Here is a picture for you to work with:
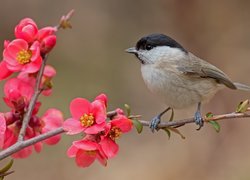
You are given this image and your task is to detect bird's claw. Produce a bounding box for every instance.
[149,115,161,133]
[194,111,204,130]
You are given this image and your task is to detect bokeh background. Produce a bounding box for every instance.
[0,0,250,179]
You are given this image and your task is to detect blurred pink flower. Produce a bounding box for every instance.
[41,108,64,145]
[38,27,57,54]
[3,78,34,110]
[15,18,38,43]
[3,39,42,73]
[100,116,132,158]
[63,97,107,135]
[67,139,107,168]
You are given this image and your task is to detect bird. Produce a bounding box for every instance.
[126,33,250,132]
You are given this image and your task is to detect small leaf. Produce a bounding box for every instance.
[131,119,143,133]
[162,128,171,139]
[236,99,249,113]
[206,112,214,118]
[124,104,131,117]
[0,159,14,174]
[168,127,185,139]
[169,108,174,121]
[209,121,220,133]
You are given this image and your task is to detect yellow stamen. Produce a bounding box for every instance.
[109,127,122,140]
[80,113,95,127]
[16,50,32,64]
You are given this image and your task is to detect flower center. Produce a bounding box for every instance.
[109,127,122,140]
[80,113,95,127]
[16,50,32,64]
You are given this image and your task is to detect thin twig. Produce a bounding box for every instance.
[18,55,48,142]
[0,110,250,160]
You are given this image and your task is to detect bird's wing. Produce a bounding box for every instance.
[176,53,237,89]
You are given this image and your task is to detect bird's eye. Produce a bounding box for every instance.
[145,44,153,50]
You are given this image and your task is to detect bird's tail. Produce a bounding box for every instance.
[234,82,250,91]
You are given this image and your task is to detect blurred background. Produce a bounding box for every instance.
[0,0,250,179]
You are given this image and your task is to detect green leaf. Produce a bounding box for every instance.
[168,127,185,139]
[206,112,214,118]
[131,119,143,133]
[209,121,220,133]
[124,104,131,117]
[162,128,171,139]
[169,108,174,121]
[236,99,249,113]
[0,159,13,174]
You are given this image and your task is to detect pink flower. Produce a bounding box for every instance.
[63,97,107,135]
[3,39,42,73]
[100,116,132,158]
[41,108,64,145]
[3,78,34,110]
[15,18,38,43]
[37,27,57,41]
[38,27,57,54]
[40,35,56,54]
[67,139,107,168]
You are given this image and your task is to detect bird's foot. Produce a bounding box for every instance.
[149,115,161,133]
[194,111,204,130]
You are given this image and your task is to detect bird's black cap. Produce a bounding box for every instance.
[135,33,187,53]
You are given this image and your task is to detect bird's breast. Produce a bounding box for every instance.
[141,64,220,109]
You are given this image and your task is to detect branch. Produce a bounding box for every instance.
[18,55,47,142]
[0,128,64,160]
[140,111,250,128]
[1,110,250,160]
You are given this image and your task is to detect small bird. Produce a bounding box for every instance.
[126,33,250,132]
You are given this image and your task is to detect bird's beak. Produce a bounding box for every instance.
[125,47,138,54]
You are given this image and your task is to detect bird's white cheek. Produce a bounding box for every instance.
[138,46,186,64]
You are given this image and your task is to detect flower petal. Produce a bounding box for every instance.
[84,122,106,134]
[67,144,78,158]
[73,139,98,151]
[96,151,107,167]
[100,137,119,158]
[62,118,83,135]
[92,100,106,124]
[94,93,108,107]
[75,149,96,168]
[0,61,13,80]
[34,142,43,153]
[70,98,91,119]
[22,56,42,73]
[111,116,133,133]
[42,108,64,145]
